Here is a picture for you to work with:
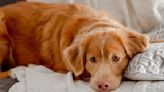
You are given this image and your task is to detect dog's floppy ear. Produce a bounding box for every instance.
[122,29,149,58]
[63,44,85,77]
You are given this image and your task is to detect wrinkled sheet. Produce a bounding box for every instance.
[8,65,164,92]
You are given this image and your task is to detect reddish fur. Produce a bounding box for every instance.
[0,2,99,72]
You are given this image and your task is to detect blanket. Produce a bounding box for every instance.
[9,65,164,92]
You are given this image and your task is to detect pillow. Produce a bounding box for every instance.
[148,23,164,41]
[124,43,164,80]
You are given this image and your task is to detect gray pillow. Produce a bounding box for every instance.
[148,23,164,41]
[0,78,16,92]
[124,43,164,80]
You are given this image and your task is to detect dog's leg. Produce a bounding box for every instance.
[0,10,10,66]
[0,69,11,79]
[0,10,13,80]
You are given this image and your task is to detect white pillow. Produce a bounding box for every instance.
[124,43,164,80]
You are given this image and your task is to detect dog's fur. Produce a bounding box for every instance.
[0,2,149,92]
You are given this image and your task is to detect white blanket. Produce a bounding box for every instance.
[9,65,164,92]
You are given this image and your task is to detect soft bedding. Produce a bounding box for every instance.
[148,23,164,41]
[7,65,164,92]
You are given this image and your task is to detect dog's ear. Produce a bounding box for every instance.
[63,44,85,77]
[122,29,149,58]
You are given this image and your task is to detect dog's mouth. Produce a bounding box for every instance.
[73,70,91,81]
[98,88,110,92]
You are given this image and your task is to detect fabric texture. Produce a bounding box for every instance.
[124,43,164,80]
[8,65,164,92]
[148,23,164,41]
[0,78,17,92]
[9,65,94,92]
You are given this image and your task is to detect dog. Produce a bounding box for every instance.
[0,2,149,92]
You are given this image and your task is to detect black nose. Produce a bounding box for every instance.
[97,81,110,91]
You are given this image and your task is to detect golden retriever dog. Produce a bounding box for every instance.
[0,2,148,92]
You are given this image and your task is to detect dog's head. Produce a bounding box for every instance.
[63,26,148,92]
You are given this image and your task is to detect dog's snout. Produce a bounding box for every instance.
[97,81,110,92]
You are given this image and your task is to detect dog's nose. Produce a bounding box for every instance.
[97,81,110,91]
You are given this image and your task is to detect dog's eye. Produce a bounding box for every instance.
[112,55,120,62]
[90,56,96,63]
